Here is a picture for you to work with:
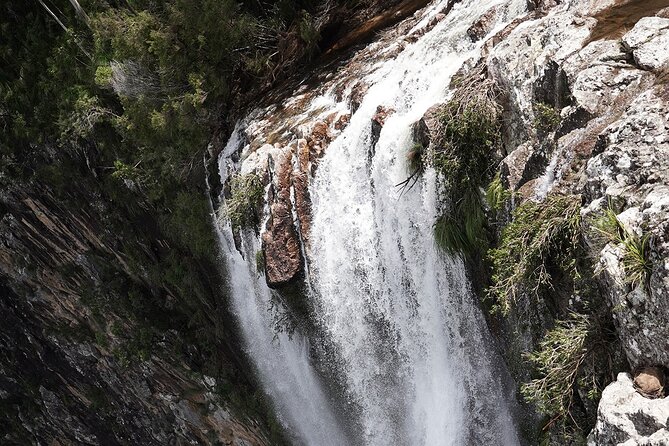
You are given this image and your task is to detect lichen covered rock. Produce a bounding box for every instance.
[588,373,669,446]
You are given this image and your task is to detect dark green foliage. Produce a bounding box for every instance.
[435,188,486,255]
[226,173,265,230]
[488,194,582,315]
[521,313,592,420]
[486,172,512,213]
[432,70,502,255]
[534,102,562,137]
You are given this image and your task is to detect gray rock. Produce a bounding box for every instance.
[588,373,669,446]
[622,17,669,71]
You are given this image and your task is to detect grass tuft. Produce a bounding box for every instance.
[486,172,512,212]
[534,102,562,137]
[589,205,653,288]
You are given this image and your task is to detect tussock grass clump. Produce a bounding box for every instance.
[432,67,503,256]
[486,172,512,213]
[487,194,582,315]
[590,206,653,288]
[435,188,486,255]
[225,173,264,230]
[622,233,652,287]
[521,312,592,422]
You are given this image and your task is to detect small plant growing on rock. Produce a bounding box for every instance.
[621,232,652,288]
[487,194,582,315]
[225,173,265,230]
[485,172,512,213]
[533,102,561,137]
[589,206,653,288]
[431,67,503,256]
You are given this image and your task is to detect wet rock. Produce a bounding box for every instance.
[468,6,501,41]
[588,373,669,445]
[370,105,396,151]
[634,367,666,399]
[412,103,444,148]
[262,149,303,288]
[350,82,369,113]
[262,200,303,288]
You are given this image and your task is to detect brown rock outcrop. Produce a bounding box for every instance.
[634,367,666,399]
[412,103,444,148]
[371,105,396,148]
[468,6,501,41]
[262,149,304,288]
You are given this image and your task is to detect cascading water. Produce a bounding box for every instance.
[217,0,528,444]
[214,129,350,446]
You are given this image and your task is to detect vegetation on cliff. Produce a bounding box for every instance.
[0,0,366,441]
[431,68,503,256]
[487,194,582,316]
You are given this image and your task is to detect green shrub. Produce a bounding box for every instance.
[431,69,502,256]
[534,102,561,136]
[486,172,512,212]
[299,12,320,57]
[226,173,265,230]
[435,188,486,254]
[488,194,582,315]
[521,313,592,419]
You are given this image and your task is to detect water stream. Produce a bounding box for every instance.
[217,0,527,444]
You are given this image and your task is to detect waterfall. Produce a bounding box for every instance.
[216,0,527,444]
[214,127,349,445]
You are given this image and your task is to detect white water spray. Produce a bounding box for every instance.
[217,0,527,444]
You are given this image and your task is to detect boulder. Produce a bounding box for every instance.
[370,105,395,151]
[588,373,669,446]
[622,17,669,71]
[412,103,444,148]
[262,149,303,288]
[634,367,666,399]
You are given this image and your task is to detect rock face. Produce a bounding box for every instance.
[588,373,669,446]
[0,180,269,445]
[475,0,669,442]
[581,17,669,370]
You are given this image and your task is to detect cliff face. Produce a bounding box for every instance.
[482,1,669,441]
[218,0,669,443]
[0,148,271,445]
[4,0,669,443]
